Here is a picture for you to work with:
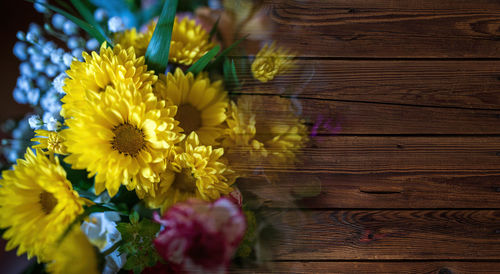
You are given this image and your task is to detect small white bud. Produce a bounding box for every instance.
[108,17,125,33]
[28,114,43,129]
[44,115,61,131]
[53,73,67,94]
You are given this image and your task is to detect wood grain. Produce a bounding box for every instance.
[231,136,500,173]
[236,60,500,109]
[238,95,500,135]
[237,173,500,209]
[265,210,500,260]
[229,0,500,271]
[255,0,500,58]
[234,261,500,273]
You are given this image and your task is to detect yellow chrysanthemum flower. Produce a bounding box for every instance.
[222,96,308,172]
[146,132,235,211]
[61,42,157,118]
[251,42,296,83]
[45,227,99,274]
[170,16,216,65]
[154,68,228,145]
[114,22,155,57]
[115,17,216,65]
[0,149,86,261]
[62,82,183,198]
[31,130,67,155]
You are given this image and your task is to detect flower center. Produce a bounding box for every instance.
[39,191,57,215]
[97,82,114,93]
[111,123,146,157]
[176,104,202,134]
[48,132,65,153]
[172,169,197,193]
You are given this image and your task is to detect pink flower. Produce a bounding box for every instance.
[153,198,246,274]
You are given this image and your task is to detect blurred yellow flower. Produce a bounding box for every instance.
[0,149,85,261]
[222,96,308,173]
[251,42,296,83]
[114,22,155,57]
[170,16,216,65]
[62,82,183,198]
[154,68,228,145]
[146,132,235,212]
[45,227,99,274]
[31,129,67,155]
[61,42,157,118]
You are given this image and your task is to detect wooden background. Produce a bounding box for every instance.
[239,0,500,273]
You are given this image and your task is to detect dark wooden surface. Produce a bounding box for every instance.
[265,0,500,58]
[244,0,500,273]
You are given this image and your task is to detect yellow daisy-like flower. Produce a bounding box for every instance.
[61,42,157,118]
[154,68,228,145]
[31,129,68,155]
[115,17,215,65]
[114,22,155,57]
[62,82,183,198]
[45,227,99,274]
[251,42,296,83]
[0,148,86,261]
[222,96,308,172]
[146,132,235,212]
[170,16,216,65]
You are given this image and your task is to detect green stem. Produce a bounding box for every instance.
[102,240,123,257]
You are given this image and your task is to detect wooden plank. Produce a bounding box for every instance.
[237,173,500,208]
[250,0,500,58]
[231,136,500,173]
[265,210,500,260]
[235,136,500,208]
[236,60,500,110]
[237,95,500,135]
[233,261,500,273]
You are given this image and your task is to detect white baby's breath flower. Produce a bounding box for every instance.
[53,73,67,94]
[28,114,43,129]
[43,115,60,131]
[108,17,125,33]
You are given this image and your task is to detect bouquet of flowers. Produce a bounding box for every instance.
[1,0,313,273]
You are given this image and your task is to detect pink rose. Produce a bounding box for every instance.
[153,198,246,273]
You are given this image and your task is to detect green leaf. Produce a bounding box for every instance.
[223,58,241,91]
[73,187,97,200]
[28,0,112,45]
[54,0,77,14]
[117,217,161,273]
[211,35,248,67]
[208,16,220,41]
[70,0,108,42]
[186,44,220,74]
[145,0,178,73]
[129,211,139,224]
[235,210,257,258]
